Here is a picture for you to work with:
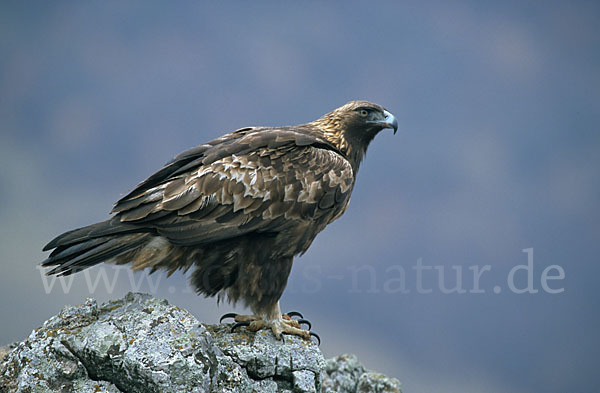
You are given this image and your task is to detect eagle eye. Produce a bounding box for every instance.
[358,109,369,118]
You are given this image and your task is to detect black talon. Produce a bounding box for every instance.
[286,311,304,319]
[298,319,312,330]
[220,312,238,323]
[309,331,321,345]
[231,321,250,333]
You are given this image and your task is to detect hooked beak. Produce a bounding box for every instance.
[370,110,399,134]
[383,110,399,134]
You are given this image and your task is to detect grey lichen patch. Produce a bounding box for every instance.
[321,354,401,393]
[251,379,279,393]
[211,323,324,385]
[357,372,402,393]
[293,369,318,392]
[0,293,401,393]
[43,298,99,331]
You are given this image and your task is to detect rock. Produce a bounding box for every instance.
[0,344,16,363]
[0,293,401,393]
[322,354,401,393]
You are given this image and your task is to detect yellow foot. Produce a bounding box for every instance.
[220,312,304,328]
[246,318,310,340]
[219,311,320,344]
[233,314,258,323]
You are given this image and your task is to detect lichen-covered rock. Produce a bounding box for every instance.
[207,322,323,392]
[0,293,400,393]
[321,354,401,393]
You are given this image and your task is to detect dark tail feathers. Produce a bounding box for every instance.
[42,217,152,276]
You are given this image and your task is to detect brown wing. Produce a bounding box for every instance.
[111,128,354,248]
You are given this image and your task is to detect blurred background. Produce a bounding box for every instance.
[1,1,598,392]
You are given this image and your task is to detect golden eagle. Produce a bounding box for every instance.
[42,100,398,340]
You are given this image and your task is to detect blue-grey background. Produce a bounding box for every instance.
[1,1,598,392]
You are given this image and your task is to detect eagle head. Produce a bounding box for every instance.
[312,100,398,167]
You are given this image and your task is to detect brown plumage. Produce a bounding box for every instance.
[42,100,398,323]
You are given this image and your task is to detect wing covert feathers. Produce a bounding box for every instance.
[109,129,354,247]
